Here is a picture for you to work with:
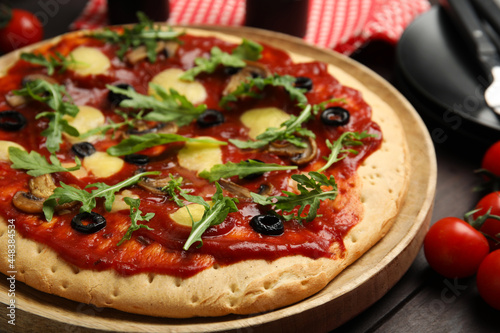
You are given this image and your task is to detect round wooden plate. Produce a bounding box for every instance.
[0,26,436,332]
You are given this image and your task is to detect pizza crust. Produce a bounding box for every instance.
[0,28,409,318]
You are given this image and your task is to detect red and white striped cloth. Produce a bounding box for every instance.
[71,0,431,55]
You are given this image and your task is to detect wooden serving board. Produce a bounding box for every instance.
[0,26,436,332]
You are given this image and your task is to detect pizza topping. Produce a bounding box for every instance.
[67,46,110,76]
[20,52,79,76]
[12,191,45,214]
[182,183,239,250]
[321,106,350,126]
[63,106,106,144]
[126,120,177,136]
[138,175,174,195]
[218,179,252,199]
[8,147,81,176]
[82,152,124,178]
[0,141,25,161]
[13,79,79,153]
[71,142,96,157]
[199,159,297,182]
[294,76,313,92]
[0,110,27,131]
[42,171,160,221]
[230,104,314,149]
[117,197,154,246]
[268,135,318,166]
[223,60,271,95]
[317,131,376,172]
[251,171,338,223]
[91,12,183,63]
[124,154,150,165]
[250,214,284,236]
[150,68,208,105]
[197,109,225,128]
[107,133,225,156]
[108,83,134,106]
[71,212,107,234]
[181,39,263,81]
[107,83,206,127]
[177,137,224,174]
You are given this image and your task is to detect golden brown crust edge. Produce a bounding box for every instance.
[0,28,410,318]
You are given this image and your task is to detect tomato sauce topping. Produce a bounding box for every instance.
[0,33,382,278]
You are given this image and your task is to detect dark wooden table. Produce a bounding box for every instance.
[4,1,499,332]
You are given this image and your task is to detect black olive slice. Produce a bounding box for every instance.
[71,142,96,157]
[108,83,134,106]
[224,66,241,76]
[294,76,313,92]
[0,110,27,131]
[124,154,150,165]
[197,109,225,128]
[321,107,350,126]
[71,212,106,234]
[250,214,284,236]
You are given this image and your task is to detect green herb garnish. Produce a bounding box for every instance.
[162,174,191,207]
[20,52,82,75]
[199,160,297,182]
[78,110,142,140]
[43,171,160,221]
[220,74,308,107]
[13,79,79,153]
[106,83,206,126]
[317,131,376,172]
[91,12,183,62]
[181,183,238,250]
[181,39,263,81]
[117,197,155,246]
[106,133,226,156]
[229,104,314,149]
[251,171,337,223]
[8,147,81,177]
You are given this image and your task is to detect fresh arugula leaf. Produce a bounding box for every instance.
[181,183,238,250]
[229,104,314,149]
[20,52,82,75]
[181,39,263,81]
[91,12,183,62]
[199,160,297,182]
[13,79,79,153]
[8,147,81,177]
[117,197,155,246]
[307,98,346,115]
[43,171,160,221]
[106,83,206,126]
[106,133,226,156]
[251,171,337,223]
[220,74,308,106]
[317,131,376,172]
[161,174,191,207]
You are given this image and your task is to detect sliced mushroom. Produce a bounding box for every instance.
[12,191,45,214]
[219,179,252,199]
[13,175,79,214]
[125,41,179,65]
[267,136,317,166]
[126,120,178,136]
[138,176,173,195]
[256,182,274,196]
[6,74,58,107]
[29,174,57,199]
[223,61,271,95]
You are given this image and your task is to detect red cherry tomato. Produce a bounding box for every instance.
[476,250,500,310]
[482,141,500,177]
[424,217,490,278]
[473,191,500,251]
[0,7,43,53]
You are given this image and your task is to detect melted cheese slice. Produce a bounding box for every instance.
[68,46,111,76]
[177,137,222,174]
[61,162,88,179]
[240,107,290,139]
[0,141,25,161]
[82,152,124,178]
[149,68,207,104]
[111,190,139,213]
[169,202,210,227]
[63,106,106,143]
